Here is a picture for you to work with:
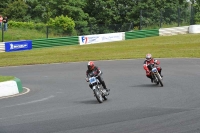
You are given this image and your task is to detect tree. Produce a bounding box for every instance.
[47,0,89,35]
[4,0,28,21]
[48,15,75,35]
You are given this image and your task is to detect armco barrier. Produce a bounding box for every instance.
[125,29,159,40]
[32,36,79,48]
[0,77,23,97]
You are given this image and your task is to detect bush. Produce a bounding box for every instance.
[48,15,75,35]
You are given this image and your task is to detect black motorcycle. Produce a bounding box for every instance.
[87,72,109,103]
[147,64,163,87]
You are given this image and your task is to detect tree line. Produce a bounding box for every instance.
[0,0,199,35]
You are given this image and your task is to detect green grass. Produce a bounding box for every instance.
[0,76,15,82]
[0,28,59,42]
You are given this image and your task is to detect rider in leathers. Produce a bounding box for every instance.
[86,61,110,92]
[143,53,163,82]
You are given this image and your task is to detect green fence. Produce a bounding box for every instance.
[32,36,79,48]
[125,29,159,40]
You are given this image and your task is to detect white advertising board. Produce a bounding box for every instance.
[79,33,123,45]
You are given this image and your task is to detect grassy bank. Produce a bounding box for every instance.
[0,28,59,42]
[0,33,199,67]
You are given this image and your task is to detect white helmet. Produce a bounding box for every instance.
[146,53,152,61]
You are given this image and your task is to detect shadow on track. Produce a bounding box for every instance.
[77,100,100,104]
[130,84,161,88]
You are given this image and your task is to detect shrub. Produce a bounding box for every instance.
[48,15,75,35]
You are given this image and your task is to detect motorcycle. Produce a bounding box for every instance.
[87,72,109,103]
[147,64,163,87]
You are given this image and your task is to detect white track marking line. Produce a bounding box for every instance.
[0,106,70,120]
[1,95,54,108]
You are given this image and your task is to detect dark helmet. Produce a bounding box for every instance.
[146,53,152,61]
[87,61,95,70]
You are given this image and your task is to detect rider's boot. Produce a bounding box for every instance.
[159,69,163,77]
[89,84,92,89]
[147,75,153,83]
[102,81,110,92]
[150,77,153,83]
[151,78,153,83]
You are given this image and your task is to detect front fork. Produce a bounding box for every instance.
[93,85,107,96]
[151,72,162,82]
[151,72,158,82]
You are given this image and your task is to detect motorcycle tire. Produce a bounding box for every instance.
[94,89,103,103]
[156,74,163,87]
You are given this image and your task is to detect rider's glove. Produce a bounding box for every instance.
[85,78,89,82]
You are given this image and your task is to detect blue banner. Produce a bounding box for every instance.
[5,40,32,52]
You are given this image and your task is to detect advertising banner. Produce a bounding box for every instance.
[79,33,123,45]
[5,40,32,52]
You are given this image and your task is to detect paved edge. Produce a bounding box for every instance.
[0,77,23,97]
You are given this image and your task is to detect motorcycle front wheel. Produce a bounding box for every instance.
[94,89,103,103]
[156,74,163,87]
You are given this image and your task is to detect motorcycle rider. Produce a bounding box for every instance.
[143,53,163,83]
[86,61,110,92]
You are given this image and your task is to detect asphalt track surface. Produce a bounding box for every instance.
[0,58,200,133]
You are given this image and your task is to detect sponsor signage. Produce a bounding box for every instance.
[5,40,32,52]
[79,33,123,45]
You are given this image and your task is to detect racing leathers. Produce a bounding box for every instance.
[86,66,109,92]
[143,58,163,82]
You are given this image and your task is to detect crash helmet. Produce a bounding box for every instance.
[146,53,152,61]
[87,61,95,70]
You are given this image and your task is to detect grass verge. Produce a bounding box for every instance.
[0,76,15,82]
[0,33,199,67]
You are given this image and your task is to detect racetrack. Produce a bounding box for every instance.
[0,58,200,133]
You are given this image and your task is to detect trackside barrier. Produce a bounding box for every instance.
[125,29,159,40]
[0,42,5,52]
[159,26,189,36]
[79,32,124,45]
[189,25,200,33]
[32,36,79,48]
[5,40,32,52]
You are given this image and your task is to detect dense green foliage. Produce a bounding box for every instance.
[0,0,199,35]
[48,15,75,35]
